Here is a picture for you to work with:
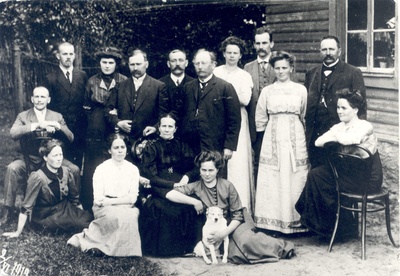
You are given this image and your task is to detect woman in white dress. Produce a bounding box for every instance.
[213,36,255,214]
[255,51,309,234]
[68,133,146,256]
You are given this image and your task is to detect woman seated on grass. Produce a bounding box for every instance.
[165,150,295,264]
[295,88,383,238]
[2,139,93,238]
[67,133,146,257]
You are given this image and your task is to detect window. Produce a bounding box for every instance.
[346,0,395,73]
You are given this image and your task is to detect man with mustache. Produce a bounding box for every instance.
[305,35,366,168]
[106,49,166,162]
[43,42,88,174]
[159,49,194,124]
[244,26,276,181]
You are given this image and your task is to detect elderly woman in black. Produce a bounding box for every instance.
[3,139,92,238]
[139,113,200,256]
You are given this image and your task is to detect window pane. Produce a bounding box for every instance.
[374,0,396,30]
[348,0,367,30]
[347,33,367,67]
[374,31,395,68]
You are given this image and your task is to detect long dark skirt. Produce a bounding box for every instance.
[228,210,294,264]
[33,200,93,233]
[139,196,199,256]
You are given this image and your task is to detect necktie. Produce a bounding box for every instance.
[66,71,71,83]
[261,61,267,74]
[200,82,207,93]
[176,79,180,86]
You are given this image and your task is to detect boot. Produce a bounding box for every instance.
[0,206,11,227]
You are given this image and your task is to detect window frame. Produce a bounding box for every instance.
[344,0,396,75]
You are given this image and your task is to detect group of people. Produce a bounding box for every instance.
[0,25,382,264]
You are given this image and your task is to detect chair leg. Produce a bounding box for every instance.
[384,195,399,248]
[361,197,367,260]
[328,205,341,252]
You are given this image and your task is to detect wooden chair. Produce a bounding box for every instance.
[327,144,398,260]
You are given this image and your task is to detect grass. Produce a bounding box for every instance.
[0,219,165,276]
[0,125,165,275]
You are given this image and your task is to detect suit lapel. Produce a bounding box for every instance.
[56,67,72,92]
[327,60,344,90]
[134,75,150,113]
[316,65,323,93]
[28,108,39,123]
[200,76,214,99]
[123,78,136,110]
[251,61,260,93]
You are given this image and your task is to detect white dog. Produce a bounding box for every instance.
[194,206,229,264]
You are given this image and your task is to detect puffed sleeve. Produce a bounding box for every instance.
[226,181,244,222]
[236,71,253,107]
[20,172,43,217]
[66,168,80,206]
[255,86,270,131]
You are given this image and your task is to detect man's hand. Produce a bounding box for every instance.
[117,120,132,133]
[223,148,233,160]
[143,126,156,137]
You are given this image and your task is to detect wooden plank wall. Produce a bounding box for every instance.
[265,1,329,83]
[265,1,398,143]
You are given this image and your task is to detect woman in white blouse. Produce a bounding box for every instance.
[296,88,382,238]
[68,133,148,257]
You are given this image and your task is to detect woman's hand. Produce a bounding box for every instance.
[2,231,21,238]
[93,198,105,207]
[193,199,204,215]
[207,230,225,245]
[139,177,151,188]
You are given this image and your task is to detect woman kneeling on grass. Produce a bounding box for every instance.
[2,139,93,238]
[165,151,295,264]
[68,133,146,257]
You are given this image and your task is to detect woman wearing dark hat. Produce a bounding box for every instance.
[81,47,127,211]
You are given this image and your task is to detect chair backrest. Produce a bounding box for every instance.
[327,143,374,195]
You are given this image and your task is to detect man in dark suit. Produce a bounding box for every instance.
[305,35,366,168]
[43,42,88,169]
[106,49,166,157]
[159,49,194,122]
[180,49,241,173]
[0,87,79,226]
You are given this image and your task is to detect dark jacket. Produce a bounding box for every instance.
[180,75,241,152]
[304,60,366,148]
[158,74,195,121]
[106,75,166,141]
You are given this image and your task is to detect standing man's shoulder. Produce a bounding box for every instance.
[244,59,257,71]
[158,74,170,83]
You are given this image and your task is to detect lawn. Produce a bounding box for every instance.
[0,126,165,275]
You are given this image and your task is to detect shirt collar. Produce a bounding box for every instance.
[132,73,146,82]
[257,54,271,64]
[59,66,73,76]
[33,107,47,116]
[170,73,184,84]
[323,59,339,68]
[199,74,213,84]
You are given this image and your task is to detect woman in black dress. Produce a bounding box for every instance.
[139,113,200,256]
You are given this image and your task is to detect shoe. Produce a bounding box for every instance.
[86,248,104,257]
[0,207,11,227]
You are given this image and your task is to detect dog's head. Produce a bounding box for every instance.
[206,206,224,223]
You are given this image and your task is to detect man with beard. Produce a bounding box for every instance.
[244,26,276,180]
[305,35,366,168]
[43,42,88,171]
[159,49,194,124]
[106,49,166,162]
